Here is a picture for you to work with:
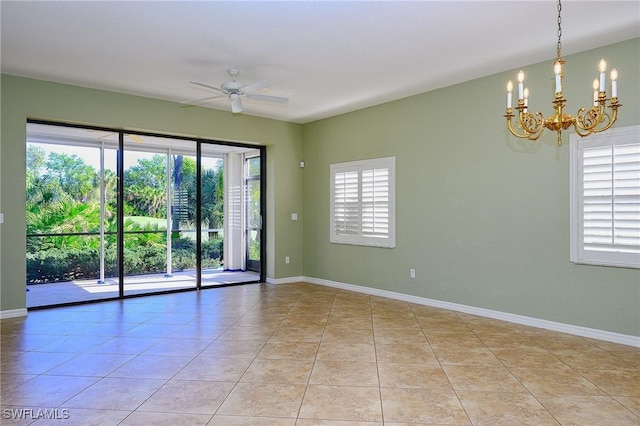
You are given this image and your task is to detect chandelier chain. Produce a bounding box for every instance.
[557,0,562,59]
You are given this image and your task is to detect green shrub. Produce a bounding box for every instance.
[123,245,166,276]
[26,248,101,283]
[203,238,223,261]
[26,235,224,283]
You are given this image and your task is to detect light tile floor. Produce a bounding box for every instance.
[1,282,639,425]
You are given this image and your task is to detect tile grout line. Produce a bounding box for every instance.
[295,292,335,423]
[371,294,386,425]
[419,308,474,426]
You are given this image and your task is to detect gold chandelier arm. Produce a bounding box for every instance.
[574,102,619,137]
[506,110,545,141]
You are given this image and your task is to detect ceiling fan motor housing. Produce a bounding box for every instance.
[221,81,245,93]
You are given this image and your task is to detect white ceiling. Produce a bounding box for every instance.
[2,1,638,124]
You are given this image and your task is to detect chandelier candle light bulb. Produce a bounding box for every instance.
[504,0,621,147]
[599,59,607,92]
[517,71,524,100]
[554,61,562,93]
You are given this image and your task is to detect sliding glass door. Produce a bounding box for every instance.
[26,122,264,308]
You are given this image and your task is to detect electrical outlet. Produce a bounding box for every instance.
[410,268,416,278]
[285,256,290,264]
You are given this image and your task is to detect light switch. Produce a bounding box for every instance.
[0,213,4,224]
[291,213,298,221]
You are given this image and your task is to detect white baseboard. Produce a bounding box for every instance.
[0,308,28,320]
[266,276,305,285]
[302,276,640,348]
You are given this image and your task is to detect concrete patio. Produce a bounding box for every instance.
[26,269,260,308]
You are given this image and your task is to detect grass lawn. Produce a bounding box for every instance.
[125,216,167,228]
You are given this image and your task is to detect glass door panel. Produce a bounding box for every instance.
[123,134,197,295]
[200,154,225,286]
[25,123,121,307]
[169,152,198,284]
[246,157,261,273]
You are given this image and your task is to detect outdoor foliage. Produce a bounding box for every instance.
[26,145,224,284]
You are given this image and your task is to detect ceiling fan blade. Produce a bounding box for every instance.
[89,131,115,140]
[128,134,144,144]
[180,95,224,105]
[230,96,244,113]
[190,81,226,93]
[242,80,272,94]
[246,93,289,104]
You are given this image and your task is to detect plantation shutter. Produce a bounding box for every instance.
[570,125,640,268]
[361,167,389,238]
[330,157,395,248]
[333,170,359,236]
[582,143,640,252]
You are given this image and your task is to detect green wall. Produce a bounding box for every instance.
[302,39,640,336]
[0,75,304,312]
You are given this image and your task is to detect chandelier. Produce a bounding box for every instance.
[504,0,621,147]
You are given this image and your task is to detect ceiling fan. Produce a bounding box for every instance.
[182,68,288,113]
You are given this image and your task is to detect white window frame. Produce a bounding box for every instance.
[570,124,640,269]
[330,156,396,248]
